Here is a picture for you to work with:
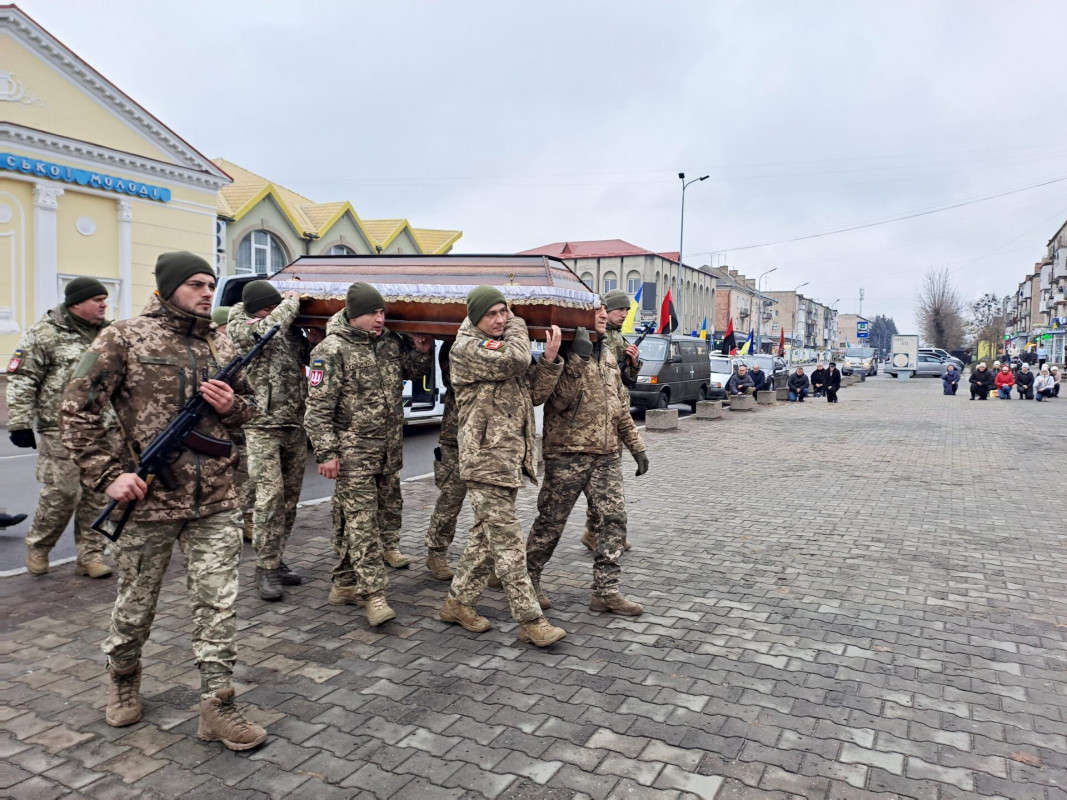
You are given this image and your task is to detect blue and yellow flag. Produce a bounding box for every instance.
[699,317,708,340]
[738,329,754,355]
[621,285,642,333]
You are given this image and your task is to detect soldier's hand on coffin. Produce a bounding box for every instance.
[412,334,433,353]
[106,473,148,503]
[319,458,340,479]
[506,306,515,320]
[544,325,562,363]
[633,450,649,477]
[199,379,235,414]
[282,290,302,300]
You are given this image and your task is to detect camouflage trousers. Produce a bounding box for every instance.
[233,435,255,510]
[450,482,542,622]
[103,509,242,692]
[425,443,467,557]
[246,426,306,569]
[330,471,400,597]
[527,452,628,596]
[26,430,108,562]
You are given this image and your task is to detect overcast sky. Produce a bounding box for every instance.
[18,0,1067,330]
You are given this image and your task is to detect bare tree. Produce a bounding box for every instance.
[968,293,1006,362]
[916,268,965,350]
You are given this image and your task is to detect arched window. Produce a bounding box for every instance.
[236,230,288,276]
[327,244,355,255]
[580,272,595,291]
[603,271,618,294]
[626,270,642,295]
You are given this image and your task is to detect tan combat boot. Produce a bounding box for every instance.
[382,549,412,568]
[439,597,490,632]
[487,573,502,589]
[518,617,567,647]
[76,561,112,579]
[426,556,454,581]
[197,688,267,751]
[26,546,49,575]
[530,577,552,610]
[328,584,360,605]
[105,662,142,727]
[581,528,597,551]
[365,593,397,627]
[590,592,644,616]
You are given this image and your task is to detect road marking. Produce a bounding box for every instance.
[0,453,36,460]
[0,555,75,579]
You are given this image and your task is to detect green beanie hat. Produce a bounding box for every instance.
[242,279,282,314]
[154,251,214,300]
[64,276,108,307]
[211,306,232,326]
[345,282,385,319]
[603,289,630,312]
[467,285,507,325]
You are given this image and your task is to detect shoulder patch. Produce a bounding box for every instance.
[308,357,325,387]
[7,348,22,373]
[480,339,505,351]
[72,351,99,379]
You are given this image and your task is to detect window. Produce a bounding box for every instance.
[603,271,618,294]
[58,275,120,319]
[580,272,595,290]
[626,271,642,295]
[327,244,354,255]
[236,230,288,276]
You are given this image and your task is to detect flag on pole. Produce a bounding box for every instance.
[699,317,708,340]
[778,328,785,357]
[739,329,755,355]
[721,318,737,355]
[621,285,642,333]
[658,289,678,334]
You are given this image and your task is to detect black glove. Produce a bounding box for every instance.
[571,326,592,359]
[9,429,36,449]
[633,450,649,476]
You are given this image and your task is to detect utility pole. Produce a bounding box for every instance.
[859,288,864,317]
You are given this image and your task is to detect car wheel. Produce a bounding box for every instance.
[656,391,670,410]
[689,386,706,412]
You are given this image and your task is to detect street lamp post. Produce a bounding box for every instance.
[790,281,809,363]
[830,299,841,355]
[756,267,777,353]
[678,172,708,333]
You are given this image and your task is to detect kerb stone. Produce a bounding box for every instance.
[694,401,723,420]
[645,409,679,431]
[729,394,756,411]
[756,391,776,406]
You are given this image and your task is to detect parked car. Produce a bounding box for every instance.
[919,347,963,369]
[707,355,739,401]
[842,346,878,377]
[626,334,711,410]
[886,353,946,377]
[739,353,785,389]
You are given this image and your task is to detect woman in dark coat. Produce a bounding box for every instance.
[969,362,995,400]
[1014,363,1034,399]
[941,364,961,395]
[824,362,842,403]
[810,364,827,397]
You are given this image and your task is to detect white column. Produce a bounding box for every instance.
[117,199,132,319]
[32,183,63,317]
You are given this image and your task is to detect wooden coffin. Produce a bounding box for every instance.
[266,254,599,339]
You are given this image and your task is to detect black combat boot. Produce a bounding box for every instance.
[255,566,283,601]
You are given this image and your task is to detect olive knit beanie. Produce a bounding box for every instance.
[603,289,630,312]
[242,279,282,314]
[211,306,232,326]
[467,285,507,324]
[346,282,386,319]
[64,276,108,307]
[154,251,214,300]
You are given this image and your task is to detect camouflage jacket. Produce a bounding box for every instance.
[438,341,458,449]
[451,316,563,488]
[60,295,254,522]
[543,343,644,457]
[227,297,309,428]
[303,309,432,473]
[602,323,641,386]
[6,304,109,432]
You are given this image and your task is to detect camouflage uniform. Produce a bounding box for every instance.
[6,304,111,565]
[227,298,309,569]
[304,310,431,596]
[448,316,563,621]
[426,343,467,558]
[60,295,253,689]
[527,341,645,596]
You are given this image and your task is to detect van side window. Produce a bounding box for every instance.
[670,342,682,359]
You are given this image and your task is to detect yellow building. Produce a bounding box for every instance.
[0,5,229,360]
[214,160,462,276]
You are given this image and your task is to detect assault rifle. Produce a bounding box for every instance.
[620,321,654,388]
[91,325,280,542]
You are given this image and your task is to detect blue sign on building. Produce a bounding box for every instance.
[1,153,172,202]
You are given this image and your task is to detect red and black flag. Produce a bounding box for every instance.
[658,288,678,334]
[778,327,786,357]
[721,318,737,355]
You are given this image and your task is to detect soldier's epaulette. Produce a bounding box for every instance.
[479,339,505,351]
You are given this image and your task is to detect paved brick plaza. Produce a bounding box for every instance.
[2,378,1066,799]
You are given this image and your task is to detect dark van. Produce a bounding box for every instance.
[624,334,712,410]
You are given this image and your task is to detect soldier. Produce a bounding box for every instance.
[61,251,267,750]
[526,303,649,616]
[580,289,639,553]
[227,281,310,601]
[7,277,114,578]
[213,306,254,542]
[437,286,568,647]
[304,282,432,626]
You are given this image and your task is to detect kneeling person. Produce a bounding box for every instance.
[526,304,648,616]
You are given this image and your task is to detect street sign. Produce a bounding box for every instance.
[857,331,870,338]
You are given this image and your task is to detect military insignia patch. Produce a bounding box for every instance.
[308,358,325,387]
[7,349,22,373]
[480,339,505,350]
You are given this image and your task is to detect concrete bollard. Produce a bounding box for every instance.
[729,394,756,411]
[756,390,776,406]
[645,408,679,431]
[775,386,790,402]
[695,400,723,420]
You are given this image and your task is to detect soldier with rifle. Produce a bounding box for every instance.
[61,252,268,751]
